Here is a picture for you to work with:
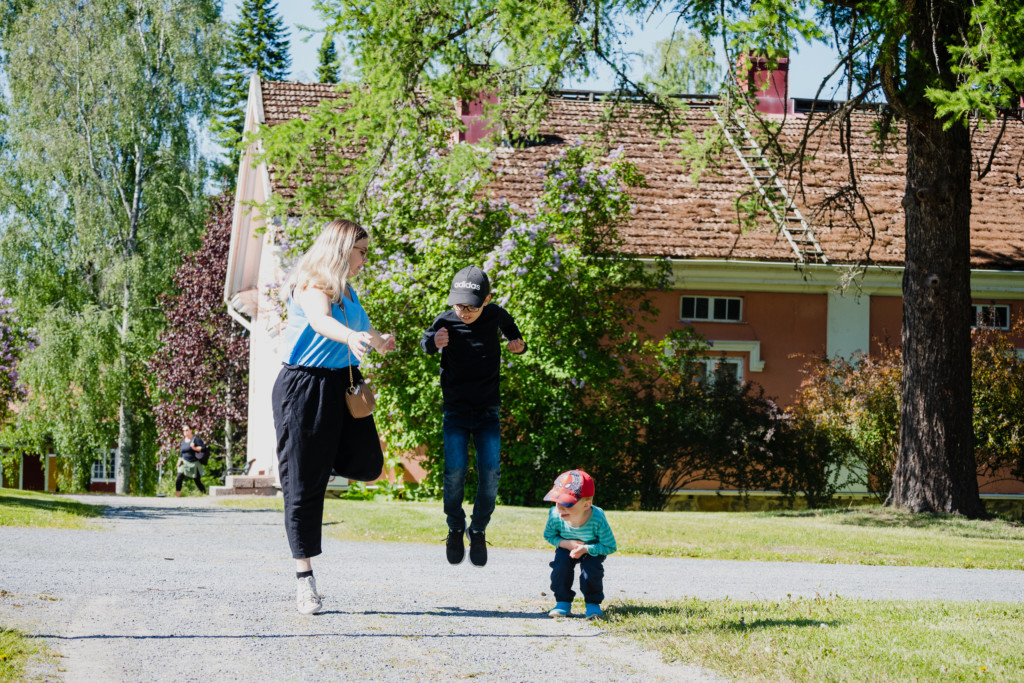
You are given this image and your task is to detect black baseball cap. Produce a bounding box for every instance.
[447,266,490,307]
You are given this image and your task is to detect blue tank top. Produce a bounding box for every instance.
[282,287,371,368]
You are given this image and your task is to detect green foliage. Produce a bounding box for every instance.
[796,324,1024,499]
[972,320,1024,482]
[794,349,902,500]
[316,32,340,84]
[0,293,36,429]
[926,3,1024,126]
[149,195,249,479]
[640,33,722,96]
[346,137,676,508]
[212,0,290,183]
[0,0,221,493]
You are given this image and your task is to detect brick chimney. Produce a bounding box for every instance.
[737,54,791,115]
[454,91,498,144]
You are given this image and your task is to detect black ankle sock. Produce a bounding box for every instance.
[296,570,313,579]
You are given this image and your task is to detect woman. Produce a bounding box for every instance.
[175,426,206,497]
[272,219,395,615]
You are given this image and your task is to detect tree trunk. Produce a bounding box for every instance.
[115,397,133,495]
[887,86,984,517]
[115,283,133,495]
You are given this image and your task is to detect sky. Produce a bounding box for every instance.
[226,2,847,101]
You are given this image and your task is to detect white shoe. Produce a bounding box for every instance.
[296,575,323,615]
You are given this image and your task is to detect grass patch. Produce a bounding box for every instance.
[603,596,1024,682]
[220,499,1024,569]
[0,490,104,528]
[0,626,39,682]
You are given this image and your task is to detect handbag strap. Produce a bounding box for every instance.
[341,290,355,387]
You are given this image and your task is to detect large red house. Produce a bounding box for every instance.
[224,69,1024,503]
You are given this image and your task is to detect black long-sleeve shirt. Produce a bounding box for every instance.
[420,304,526,412]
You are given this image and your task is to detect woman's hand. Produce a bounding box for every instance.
[347,330,374,361]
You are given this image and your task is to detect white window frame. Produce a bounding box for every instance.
[971,303,1010,330]
[680,295,743,323]
[91,449,117,483]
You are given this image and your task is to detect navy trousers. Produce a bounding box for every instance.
[549,547,606,605]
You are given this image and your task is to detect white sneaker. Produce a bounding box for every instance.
[296,575,323,615]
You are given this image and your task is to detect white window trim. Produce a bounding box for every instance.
[707,340,765,372]
[91,449,118,483]
[680,295,743,323]
[971,303,1010,330]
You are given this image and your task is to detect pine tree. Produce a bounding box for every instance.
[211,0,290,186]
[316,32,339,84]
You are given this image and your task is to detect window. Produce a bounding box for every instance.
[971,304,1010,330]
[681,296,742,322]
[693,357,744,385]
[91,450,116,482]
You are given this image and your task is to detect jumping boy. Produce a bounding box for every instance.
[421,266,527,567]
[543,469,617,619]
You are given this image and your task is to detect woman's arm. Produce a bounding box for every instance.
[295,286,371,359]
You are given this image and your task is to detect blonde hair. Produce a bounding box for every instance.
[288,219,368,302]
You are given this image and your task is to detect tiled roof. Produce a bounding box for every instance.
[256,80,1024,268]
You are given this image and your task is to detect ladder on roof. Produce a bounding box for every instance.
[711,107,828,265]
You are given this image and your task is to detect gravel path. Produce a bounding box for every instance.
[2,495,1023,682]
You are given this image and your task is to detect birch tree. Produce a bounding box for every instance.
[0,0,221,493]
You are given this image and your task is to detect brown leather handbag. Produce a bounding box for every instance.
[343,303,376,419]
[345,365,375,418]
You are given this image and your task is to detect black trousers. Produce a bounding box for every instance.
[272,364,384,559]
[175,473,205,493]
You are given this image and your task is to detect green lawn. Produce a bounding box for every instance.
[0,489,104,528]
[0,625,42,683]
[222,498,1024,569]
[603,597,1024,682]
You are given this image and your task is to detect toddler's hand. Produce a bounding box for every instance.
[507,338,525,354]
[570,545,589,559]
[434,327,449,349]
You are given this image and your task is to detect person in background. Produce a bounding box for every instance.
[175,425,206,497]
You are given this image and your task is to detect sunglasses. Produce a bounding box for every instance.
[453,304,481,313]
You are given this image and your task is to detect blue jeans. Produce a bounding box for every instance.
[442,406,501,533]
[549,547,606,604]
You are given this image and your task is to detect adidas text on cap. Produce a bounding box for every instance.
[447,266,491,307]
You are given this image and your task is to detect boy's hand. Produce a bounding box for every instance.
[507,339,525,354]
[434,327,449,349]
[570,545,589,559]
[374,333,396,354]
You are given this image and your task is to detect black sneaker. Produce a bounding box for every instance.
[468,529,488,567]
[446,528,465,565]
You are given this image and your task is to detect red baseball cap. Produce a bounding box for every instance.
[543,469,595,506]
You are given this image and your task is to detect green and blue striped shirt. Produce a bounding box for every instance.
[543,505,617,557]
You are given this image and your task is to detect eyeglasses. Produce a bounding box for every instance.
[453,304,480,314]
